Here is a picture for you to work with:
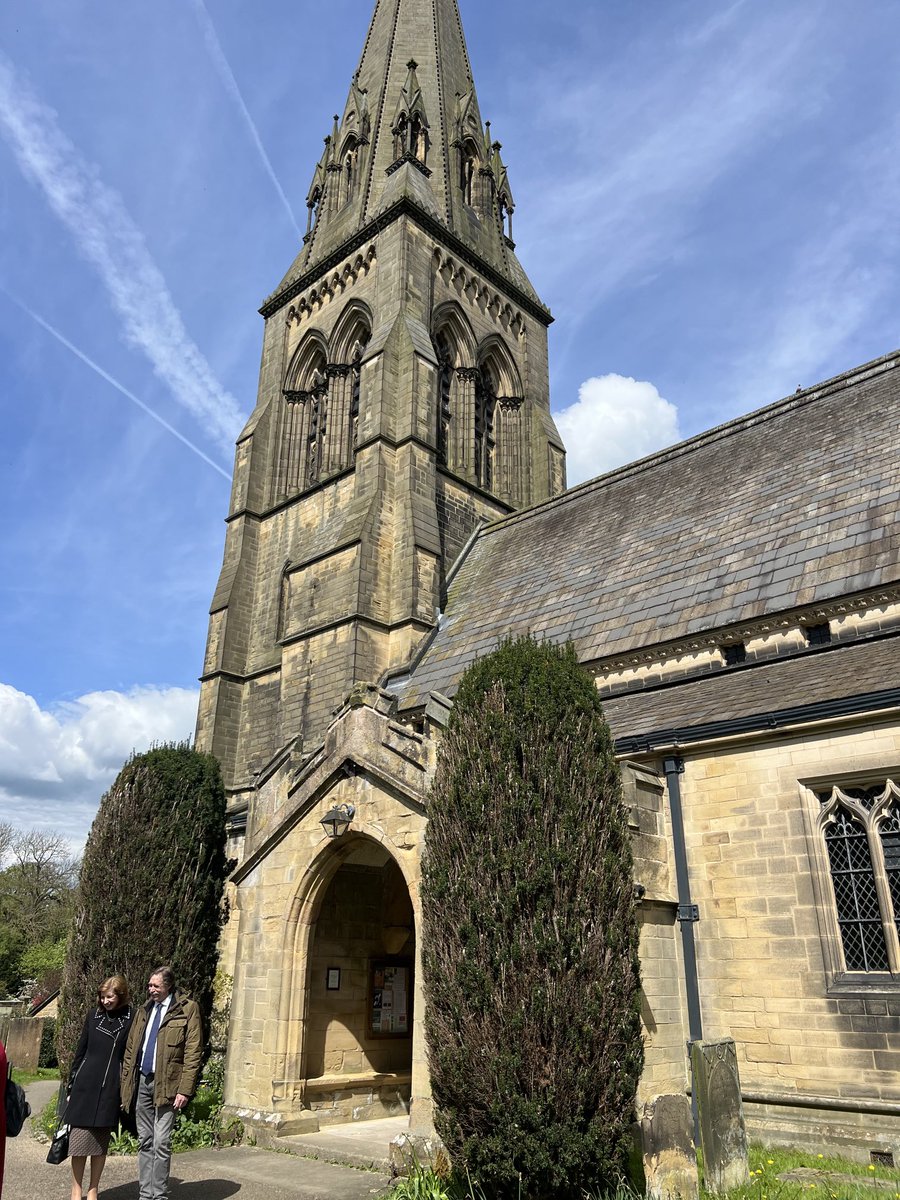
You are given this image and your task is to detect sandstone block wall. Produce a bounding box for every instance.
[674,716,900,1152]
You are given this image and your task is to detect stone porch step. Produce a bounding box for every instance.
[278,1114,409,1171]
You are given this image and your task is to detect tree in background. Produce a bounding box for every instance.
[0,825,77,998]
[422,637,644,1200]
[58,744,229,1069]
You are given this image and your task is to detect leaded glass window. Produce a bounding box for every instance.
[817,780,900,975]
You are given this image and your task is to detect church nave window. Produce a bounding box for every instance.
[815,779,900,978]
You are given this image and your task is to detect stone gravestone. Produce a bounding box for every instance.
[691,1039,750,1193]
[641,1093,699,1200]
[2,1017,43,1071]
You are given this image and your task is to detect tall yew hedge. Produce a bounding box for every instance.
[58,744,228,1069]
[422,638,644,1199]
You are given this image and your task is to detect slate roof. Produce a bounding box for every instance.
[603,635,900,747]
[394,351,900,715]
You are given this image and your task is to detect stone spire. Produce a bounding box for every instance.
[268,0,540,311]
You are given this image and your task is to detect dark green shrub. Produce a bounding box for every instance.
[58,744,230,1072]
[39,1016,58,1068]
[422,638,644,1200]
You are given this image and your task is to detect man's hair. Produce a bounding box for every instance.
[151,965,175,991]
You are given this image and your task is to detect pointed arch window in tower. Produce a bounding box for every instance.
[474,367,496,491]
[306,371,328,486]
[436,343,453,467]
[326,305,371,471]
[348,337,367,455]
[277,337,329,500]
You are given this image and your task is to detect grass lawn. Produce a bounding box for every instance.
[12,1066,60,1086]
[388,1143,900,1199]
[703,1145,900,1200]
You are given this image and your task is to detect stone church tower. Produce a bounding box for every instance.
[195,0,565,823]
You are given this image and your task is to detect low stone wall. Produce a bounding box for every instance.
[743,1096,900,1165]
[306,1074,411,1128]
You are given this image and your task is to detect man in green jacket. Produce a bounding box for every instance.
[121,965,203,1200]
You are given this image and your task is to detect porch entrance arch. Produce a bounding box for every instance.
[301,836,415,1124]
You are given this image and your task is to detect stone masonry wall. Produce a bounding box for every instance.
[673,715,900,1152]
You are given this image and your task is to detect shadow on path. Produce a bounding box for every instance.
[101,1179,241,1199]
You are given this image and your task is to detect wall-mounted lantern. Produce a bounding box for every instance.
[320,802,355,839]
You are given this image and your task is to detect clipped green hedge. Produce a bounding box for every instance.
[422,638,644,1199]
[58,744,229,1073]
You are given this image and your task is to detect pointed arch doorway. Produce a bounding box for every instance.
[303,836,415,1126]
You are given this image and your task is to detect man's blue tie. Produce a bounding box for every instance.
[141,1003,162,1075]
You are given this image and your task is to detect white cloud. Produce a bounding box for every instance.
[555,374,682,486]
[0,51,245,454]
[0,683,200,851]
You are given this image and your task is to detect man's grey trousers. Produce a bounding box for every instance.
[136,1073,176,1200]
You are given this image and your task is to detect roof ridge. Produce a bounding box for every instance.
[479,348,900,538]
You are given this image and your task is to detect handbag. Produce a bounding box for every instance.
[46,1123,70,1165]
[4,1063,31,1136]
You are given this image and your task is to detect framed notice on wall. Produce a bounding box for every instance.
[368,958,412,1038]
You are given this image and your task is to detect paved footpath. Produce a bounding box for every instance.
[7,1081,392,1200]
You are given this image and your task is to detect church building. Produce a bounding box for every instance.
[195,0,900,1163]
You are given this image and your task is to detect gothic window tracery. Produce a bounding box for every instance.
[477,339,524,503]
[816,779,900,975]
[327,304,371,471]
[276,315,370,503]
[431,309,474,478]
[277,336,328,501]
[431,311,526,502]
[305,370,328,485]
[436,337,453,467]
[349,342,364,450]
[474,367,496,491]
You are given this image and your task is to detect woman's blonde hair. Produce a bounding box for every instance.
[97,974,130,1007]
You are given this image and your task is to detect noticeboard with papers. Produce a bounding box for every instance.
[368,958,412,1038]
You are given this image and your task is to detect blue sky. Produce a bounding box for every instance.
[2,0,899,846]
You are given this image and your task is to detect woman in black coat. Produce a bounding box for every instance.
[66,975,133,1200]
